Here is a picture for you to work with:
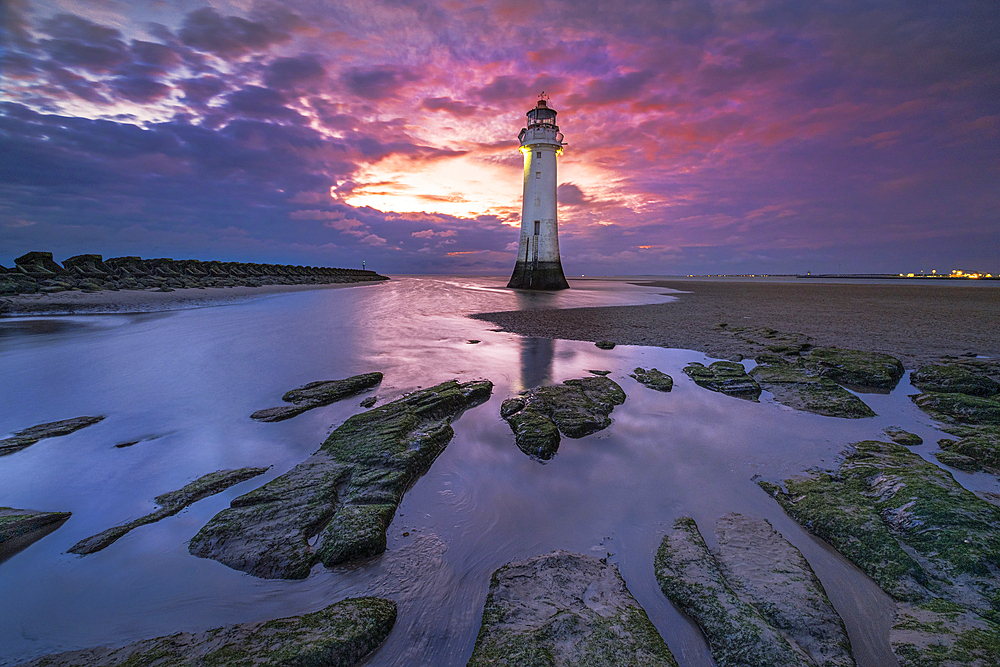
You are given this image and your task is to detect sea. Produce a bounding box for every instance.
[1,276,995,667]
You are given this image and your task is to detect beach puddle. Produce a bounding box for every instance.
[0,277,994,667]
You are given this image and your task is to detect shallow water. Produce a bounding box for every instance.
[1,276,996,667]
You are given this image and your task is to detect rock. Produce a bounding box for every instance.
[885,427,923,446]
[359,396,377,408]
[19,596,396,667]
[934,450,981,472]
[587,369,611,376]
[751,356,875,418]
[500,377,626,459]
[683,361,761,400]
[714,513,856,667]
[595,340,616,349]
[936,431,1000,475]
[0,508,71,564]
[760,440,1000,620]
[14,251,65,276]
[630,367,673,392]
[69,467,268,555]
[912,392,1000,425]
[805,347,905,390]
[890,599,1000,667]
[467,339,480,344]
[190,379,492,579]
[251,372,383,422]
[654,517,811,666]
[468,550,678,667]
[0,416,105,457]
[911,364,1000,397]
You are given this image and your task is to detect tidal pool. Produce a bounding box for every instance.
[1,276,995,666]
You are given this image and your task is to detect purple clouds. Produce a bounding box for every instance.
[1,0,998,275]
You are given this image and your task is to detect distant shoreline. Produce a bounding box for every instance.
[0,281,387,317]
[473,278,1000,368]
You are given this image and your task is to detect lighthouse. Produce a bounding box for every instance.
[507,97,570,290]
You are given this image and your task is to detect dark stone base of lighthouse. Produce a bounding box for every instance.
[507,261,570,290]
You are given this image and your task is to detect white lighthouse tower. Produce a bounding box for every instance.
[507,96,570,290]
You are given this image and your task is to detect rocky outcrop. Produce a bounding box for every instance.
[500,377,626,459]
[190,380,492,579]
[19,596,396,667]
[630,367,673,392]
[0,416,105,457]
[0,508,71,564]
[760,440,1000,666]
[0,251,388,297]
[251,373,383,422]
[806,347,904,390]
[654,516,853,667]
[885,427,923,446]
[595,340,616,349]
[911,364,1000,397]
[750,355,875,418]
[69,467,269,555]
[936,432,1000,475]
[682,361,761,400]
[468,551,678,667]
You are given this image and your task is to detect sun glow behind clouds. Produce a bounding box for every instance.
[342,153,523,223]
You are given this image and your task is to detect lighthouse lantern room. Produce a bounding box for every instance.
[507,96,570,290]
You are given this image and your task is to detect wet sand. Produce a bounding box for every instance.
[0,280,387,316]
[474,277,1000,368]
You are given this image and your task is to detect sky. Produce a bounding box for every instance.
[1,0,998,276]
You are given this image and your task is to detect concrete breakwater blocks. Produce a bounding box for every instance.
[0,251,388,296]
[468,550,678,667]
[190,379,492,579]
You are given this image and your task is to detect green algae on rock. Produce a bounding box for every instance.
[885,427,923,446]
[891,599,1000,667]
[468,550,678,667]
[191,379,492,579]
[912,392,1000,426]
[251,372,383,422]
[714,513,856,667]
[20,596,396,667]
[0,508,71,564]
[806,347,905,390]
[500,377,626,460]
[937,432,1000,475]
[0,416,105,457]
[682,361,761,400]
[654,517,815,666]
[69,467,269,555]
[911,364,1000,397]
[760,440,1000,620]
[630,367,673,392]
[595,340,616,349]
[751,355,876,418]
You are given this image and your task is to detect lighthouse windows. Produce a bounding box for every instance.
[535,171,540,179]
[534,221,540,235]
[536,151,541,158]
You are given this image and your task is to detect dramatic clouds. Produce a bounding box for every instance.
[1,0,998,274]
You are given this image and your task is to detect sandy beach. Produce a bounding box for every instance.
[0,280,388,317]
[474,277,1000,368]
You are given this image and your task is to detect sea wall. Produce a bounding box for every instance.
[0,251,388,295]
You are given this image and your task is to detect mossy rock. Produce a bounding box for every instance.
[631,367,673,392]
[891,600,1000,667]
[0,508,71,563]
[20,596,396,667]
[500,377,626,460]
[934,450,981,473]
[751,358,875,418]
[469,551,678,667]
[937,432,1000,474]
[885,428,923,446]
[911,365,1000,398]
[806,347,904,390]
[683,361,761,401]
[252,373,383,422]
[761,440,1000,617]
[191,380,492,579]
[912,392,1000,425]
[653,517,811,666]
[0,415,105,457]
[595,340,616,350]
